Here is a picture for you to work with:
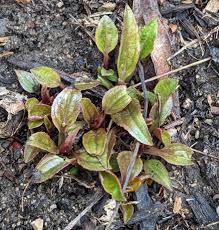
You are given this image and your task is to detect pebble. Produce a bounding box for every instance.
[204,119,213,126]
[57,1,64,8]
[216,206,219,216]
[182,98,192,109]
[195,130,200,139]
[49,204,57,211]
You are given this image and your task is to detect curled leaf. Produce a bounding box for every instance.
[81,98,99,126]
[112,99,153,145]
[121,203,134,224]
[15,69,40,93]
[99,171,126,202]
[102,85,132,114]
[33,155,71,183]
[95,15,118,56]
[117,5,140,82]
[28,132,58,154]
[126,178,142,192]
[153,128,171,146]
[51,88,82,133]
[140,19,158,60]
[82,128,107,156]
[144,159,172,190]
[117,151,143,183]
[31,66,61,88]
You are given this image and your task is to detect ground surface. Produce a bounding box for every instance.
[0,0,219,229]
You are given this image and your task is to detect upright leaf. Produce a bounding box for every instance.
[112,99,153,145]
[24,144,39,163]
[32,155,71,183]
[82,128,107,156]
[140,19,158,60]
[100,67,118,82]
[117,151,143,183]
[154,78,178,100]
[153,128,171,146]
[121,203,134,224]
[28,132,58,154]
[99,171,126,202]
[31,66,61,88]
[117,5,140,82]
[81,98,99,126]
[95,15,118,56]
[144,159,172,190]
[15,69,40,93]
[102,85,132,114]
[51,88,82,133]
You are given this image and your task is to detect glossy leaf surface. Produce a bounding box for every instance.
[95,15,118,55]
[83,129,107,156]
[117,5,140,82]
[102,85,131,114]
[31,66,61,88]
[117,151,143,183]
[15,69,40,93]
[112,99,153,145]
[99,171,126,202]
[140,19,158,60]
[81,98,99,126]
[33,155,71,183]
[28,132,58,154]
[144,159,172,190]
[51,88,82,133]
[122,203,134,224]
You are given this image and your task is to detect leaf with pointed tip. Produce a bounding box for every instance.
[31,66,61,88]
[112,99,153,145]
[83,128,107,156]
[144,159,172,190]
[24,144,39,163]
[81,98,99,126]
[117,5,140,82]
[154,78,178,100]
[28,132,58,154]
[44,116,54,131]
[99,171,126,202]
[15,69,40,93]
[150,96,173,128]
[100,67,118,82]
[75,81,100,90]
[97,75,113,89]
[140,19,158,60]
[95,15,118,56]
[121,203,134,224]
[32,155,71,183]
[153,128,171,146]
[102,85,132,114]
[145,144,193,166]
[51,88,82,133]
[28,120,44,129]
[117,151,143,183]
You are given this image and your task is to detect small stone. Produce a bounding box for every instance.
[31,218,43,230]
[182,98,192,109]
[57,1,64,8]
[204,119,213,125]
[49,204,57,211]
[195,130,200,139]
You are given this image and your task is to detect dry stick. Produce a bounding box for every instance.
[105,63,147,230]
[64,190,103,230]
[132,57,211,88]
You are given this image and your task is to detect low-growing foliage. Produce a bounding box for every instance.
[15,4,193,223]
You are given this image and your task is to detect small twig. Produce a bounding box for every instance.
[0,51,13,58]
[191,148,219,161]
[21,182,30,212]
[64,189,103,230]
[132,57,211,88]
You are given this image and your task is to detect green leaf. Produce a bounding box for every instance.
[31,66,61,88]
[121,203,134,224]
[146,144,193,166]
[95,15,118,56]
[140,19,158,60]
[33,155,71,183]
[28,104,51,120]
[25,98,39,110]
[154,78,178,100]
[77,151,109,171]
[127,87,144,101]
[117,5,140,82]
[150,96,173,128]
[99,171,126,202]
[82,128,107,156]
[117,151,143,183]
[100,67,118,82]
[24,144,39,163]
[15,69,40,93]
[97,75,113,89]
[44,116,54,131]
[81,98,99,126]
[112,99,153,145]
[147,91,157,104]
[51,88,82,133]
[144,159,172,190]
[75,81,100,90]
[28,120,44,129]
[28,132,58,154]
[102,85,132,114]
[153,128,171,146]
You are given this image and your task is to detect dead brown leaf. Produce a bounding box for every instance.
[173,196,182,214]
[133,0,171,75]
[204,0,219,13]
[0,51,14,58]
[98,3,116,12]
[16,0,32,3]
[0,36,10,46]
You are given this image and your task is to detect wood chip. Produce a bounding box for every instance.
[31,218,44,230]
[0,36,10,46]
[211,106,219,115]
[16,0,32,3]
[98,3,116,12]
[0,51,14,58]
[173,196,182,214]
[204,0,219,13]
